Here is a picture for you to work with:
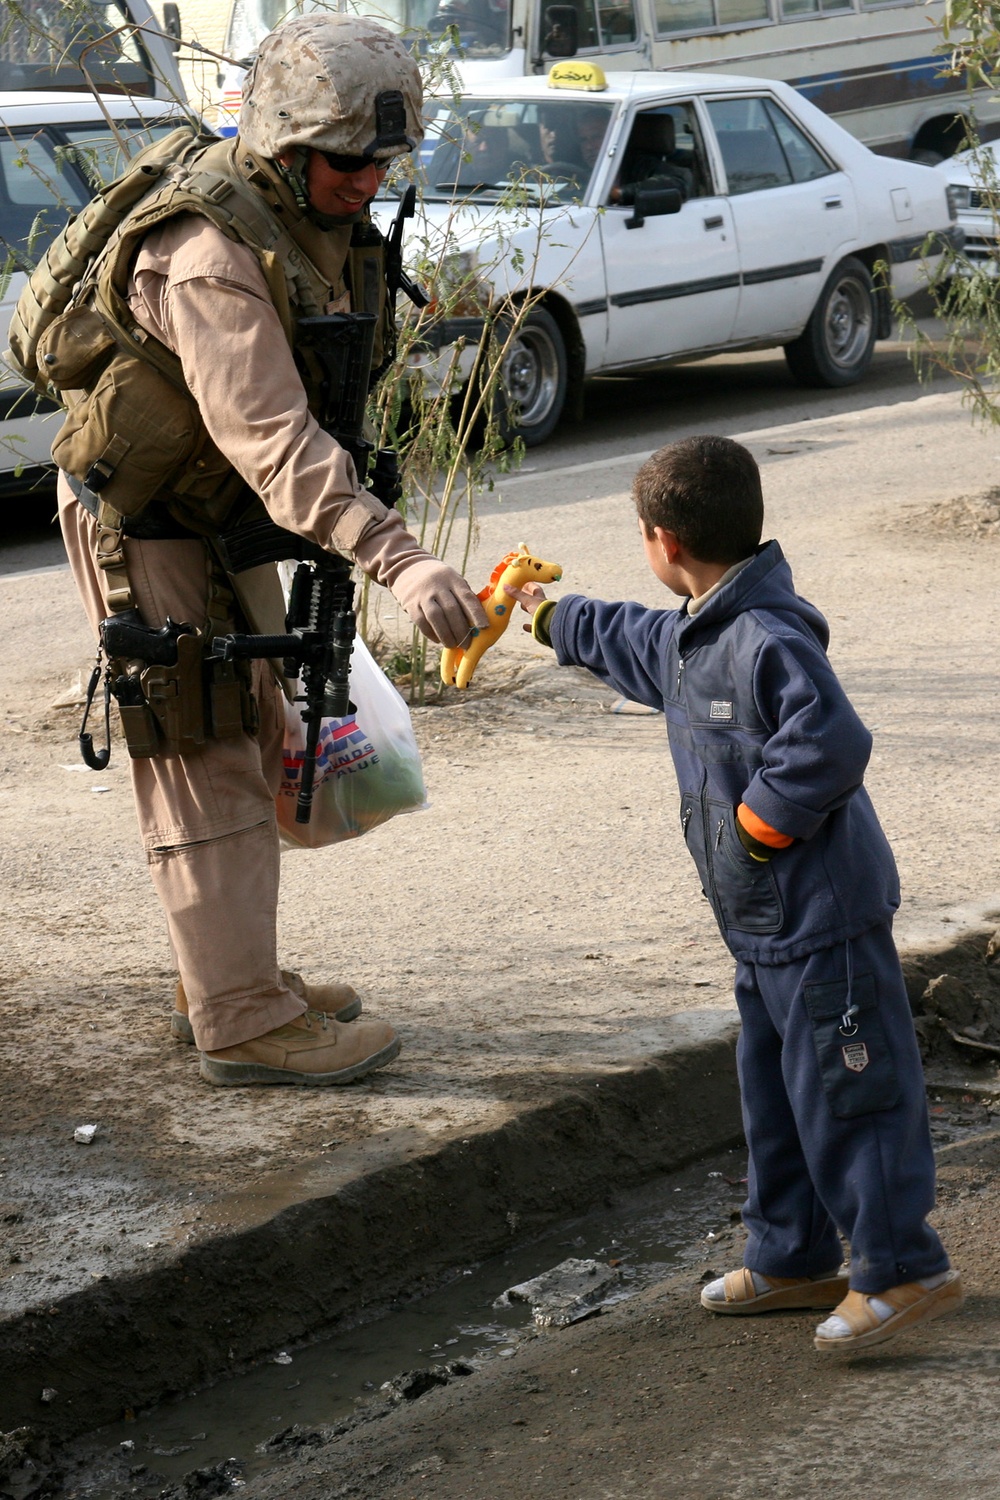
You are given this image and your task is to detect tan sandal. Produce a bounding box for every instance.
[701,1266,849,1315]
[814,1270,964,1352]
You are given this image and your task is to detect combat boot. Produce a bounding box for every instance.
[199,1009,400,1087]
[172,968,362,1043]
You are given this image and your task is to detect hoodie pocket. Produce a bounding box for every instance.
[708,800,783,935]
[680,793,710,901]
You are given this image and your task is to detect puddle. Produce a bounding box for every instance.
[57,1146,750,1498]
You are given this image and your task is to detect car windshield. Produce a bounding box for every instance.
[227,0,511,62]
[414,97,614,203]
[0,1,157,94]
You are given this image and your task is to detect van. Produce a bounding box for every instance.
[2,0,187,103]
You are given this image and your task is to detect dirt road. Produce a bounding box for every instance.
[1,387,999,1477]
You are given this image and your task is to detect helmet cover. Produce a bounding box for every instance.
[239,13,423,163]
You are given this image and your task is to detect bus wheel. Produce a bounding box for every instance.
[499,308,568,446]
[783,257,877,388]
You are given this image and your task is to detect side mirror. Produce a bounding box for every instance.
[625,184,682,230]
[542,4,579,57]
[162,1,182,52]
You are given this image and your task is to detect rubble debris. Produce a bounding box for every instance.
[50,673,87,709]
[257,1424,326,1455]
[73,1124,98,1145]
[923,974,979,1030]
[379,1361,474,1404]
[495,1257,623,1327]
[156,1457,244,1498]
[903,930,1000,1072]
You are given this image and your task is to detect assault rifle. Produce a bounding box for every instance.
[82,188,427,814]
[385,183,429,319]
[210,309,400,825]
[80,314,399,817]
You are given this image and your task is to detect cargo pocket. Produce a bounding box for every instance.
[803,971,901,1119]
[51,352,195,518]
[35,305,116,391]
[709,800,783,934]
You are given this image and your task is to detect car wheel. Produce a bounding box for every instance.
[498,307,568,446]
[783,256,877,389]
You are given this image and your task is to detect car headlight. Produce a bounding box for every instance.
[947,183,971,217]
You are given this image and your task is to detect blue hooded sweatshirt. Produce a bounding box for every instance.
[549,540,900,964]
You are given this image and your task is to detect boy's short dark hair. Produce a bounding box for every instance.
[633,435,763,565]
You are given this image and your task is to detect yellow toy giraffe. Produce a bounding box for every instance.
[440,542,563,689]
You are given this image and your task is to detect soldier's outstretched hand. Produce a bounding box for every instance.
[390,553,488,647]
[354,513,488,648]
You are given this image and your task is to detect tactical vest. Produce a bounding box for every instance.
[11,128,393,539]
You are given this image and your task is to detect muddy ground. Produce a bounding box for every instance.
[172,1121,1000,1500]
[1,388,1000,1486]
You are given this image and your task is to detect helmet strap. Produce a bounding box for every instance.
[274,147,367,230]
[274,147,311,215]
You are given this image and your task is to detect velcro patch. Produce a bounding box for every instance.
[709,700,733,721]
[842,1042,870,1073]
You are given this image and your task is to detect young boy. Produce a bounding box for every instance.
[507,435,962,1352]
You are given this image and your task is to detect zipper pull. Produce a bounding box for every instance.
[676,656,685,694]
[682,806,692,837]
[715,817,725,849]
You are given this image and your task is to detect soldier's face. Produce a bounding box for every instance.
[303,150,387,217]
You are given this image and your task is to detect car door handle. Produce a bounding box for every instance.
[703,215,723,230]
[824,196,842,209]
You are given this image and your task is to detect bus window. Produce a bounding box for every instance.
[780,0,852,17]
[429,0,511,51]
[654,0,769,37]
[542,0,638,52]
[596,0,638,46]
[226,0,507,61]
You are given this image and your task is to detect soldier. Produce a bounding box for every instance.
[54,14,488,1086]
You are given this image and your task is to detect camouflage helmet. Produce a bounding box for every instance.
[239,13,423,164]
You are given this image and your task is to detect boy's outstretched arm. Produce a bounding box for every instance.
[506,585,679,710]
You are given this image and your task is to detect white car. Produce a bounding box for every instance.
[391,65,960,446]
[935,142,1000,275]
[0,93,186,499]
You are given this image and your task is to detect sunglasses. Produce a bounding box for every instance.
[317,149,384,173]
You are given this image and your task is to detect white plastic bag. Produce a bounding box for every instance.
[276,636,427,849]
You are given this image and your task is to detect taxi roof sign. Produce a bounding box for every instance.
[547,61,608,91]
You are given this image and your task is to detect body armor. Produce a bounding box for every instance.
[10,127,394,539]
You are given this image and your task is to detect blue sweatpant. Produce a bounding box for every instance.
[734,923,949,1294]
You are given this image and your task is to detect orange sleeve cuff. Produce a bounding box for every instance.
[737,803,794,849]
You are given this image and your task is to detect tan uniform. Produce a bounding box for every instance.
[58,210,444,1051]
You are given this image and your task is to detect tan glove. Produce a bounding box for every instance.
[353,511,488,649]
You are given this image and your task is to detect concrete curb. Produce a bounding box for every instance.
[0,1011,742,1440]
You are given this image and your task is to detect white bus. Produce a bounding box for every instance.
[214,0,994,160]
